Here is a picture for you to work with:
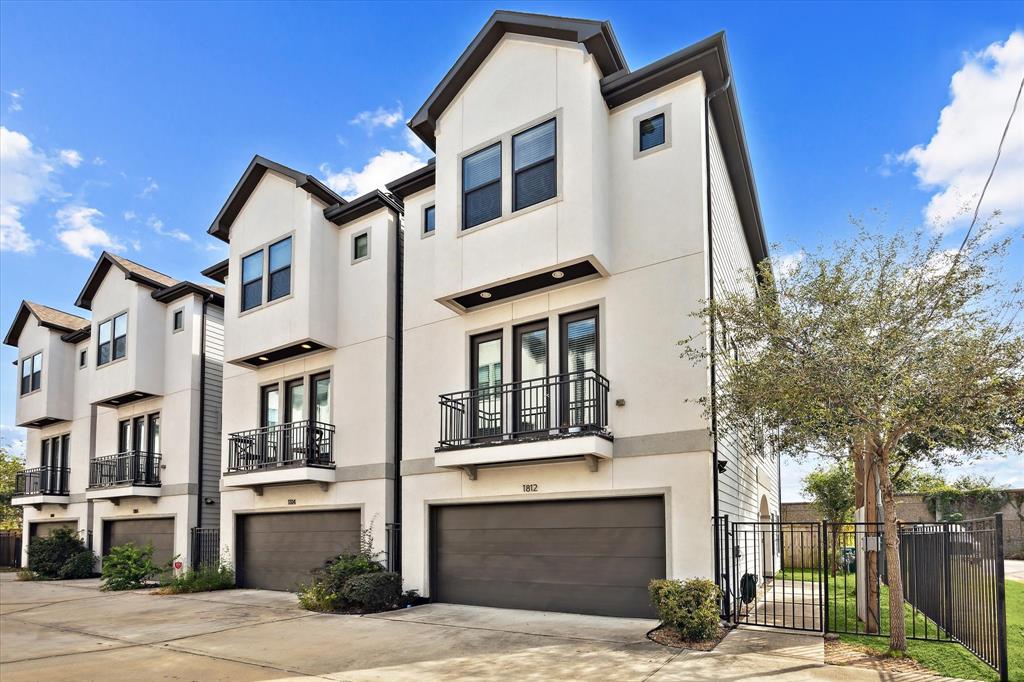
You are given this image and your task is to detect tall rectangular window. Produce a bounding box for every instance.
[513,119,556,211]
[462,143,501,229]
[79,349,87,368]
[639,113,666,152]
[423,205,436,234]
[268,237,292,301]
[241,250,264,312]
[98,319,112,365]
[172,309,184,332]
[312,373,331,424]
[112,313,127,360]
[20,352,41,394]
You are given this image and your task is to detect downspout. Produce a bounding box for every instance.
[390,205,404,573]
[706,75,731,522]
[196,295,209,553]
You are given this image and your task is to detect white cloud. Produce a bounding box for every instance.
[55,205,124,258]
[92,156,106,166]
[774,250,805,278]
[350,104,404,133]
[59,148,83,167]
[405,128,429,157]
[138,178,159,197]
[0,126,57,253]
[898,31,1024,232]
[0,424,27,458]
[123,210,137,221]
[320,149,426,200]
[147,214,190,242]
[6,89,23,113]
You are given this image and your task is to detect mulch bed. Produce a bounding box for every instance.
[825,638,937,676]
[647,624,730,651]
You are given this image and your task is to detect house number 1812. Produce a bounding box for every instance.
[522,483,538,492]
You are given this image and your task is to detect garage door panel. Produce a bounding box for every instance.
[438,577,654,619]
[437,552,665,587]
[237,510,360,592]
[433,497,665,618]
[438,498,664,530]
[30,521,77,539]
[437,527,665,558]
[104,519,175,567]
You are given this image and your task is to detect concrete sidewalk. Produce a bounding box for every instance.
[0,576,963,681]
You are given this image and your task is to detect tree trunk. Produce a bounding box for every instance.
[874,439,907,654]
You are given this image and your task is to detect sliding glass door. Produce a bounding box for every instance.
[560,309,599,428]
[471,331,503,440]
[513,321,548,435]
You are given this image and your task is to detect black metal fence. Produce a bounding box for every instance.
[438,369,610,449]
[14,466,70,496]
[0,531,21,567]
[89,451,161,487]
[190,527,220,569]
[227,420,335,471]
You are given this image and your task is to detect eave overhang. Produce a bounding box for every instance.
[324,190,403,226]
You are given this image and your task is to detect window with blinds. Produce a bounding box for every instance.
[639,113,666,152]
[513,119,556,211]
[463,143,501,229]
[268,237,292,301]
[241,250,264,312]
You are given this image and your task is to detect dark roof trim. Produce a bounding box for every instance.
[61,327,91,344]
[385,158,436,199]
[152,281,225,307]
[207,155,344,243]
[4,301,88,347]
[75,252,174,310]
[324,190,404,226]
[601,32,768,266]
[201,259,229,284]
[409,11,626,151]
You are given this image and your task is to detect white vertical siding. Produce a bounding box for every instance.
[709,114,780,525]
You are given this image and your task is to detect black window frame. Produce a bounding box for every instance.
[512,118,557,212]
[423,205,436,235]
[172,309,184,332]
[638,113,666,152]
[462,142,502,230]
[353,232,370,262]
[240,249,265,313]
[96,312,127,366]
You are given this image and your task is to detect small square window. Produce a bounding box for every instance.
[353,232,370,262]
[639,113,666,152]
[423,206,436,235]
[79,349,87,368]
[172,310,184,332]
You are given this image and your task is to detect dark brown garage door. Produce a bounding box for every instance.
[104,518,175,566]
[432,496,665,618]
[30,520,77,540]
[237,510,360,591]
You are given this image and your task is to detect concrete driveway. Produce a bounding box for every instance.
[0,573,956,681]
[1006,559,1024,582]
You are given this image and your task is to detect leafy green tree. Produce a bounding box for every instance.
[803,461,856,575]
[0,447,25,532]
[685,223,1024,654]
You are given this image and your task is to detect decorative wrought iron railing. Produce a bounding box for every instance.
[14,466,70,496]
[438,369,610,449]
[89,451,161,488]
[227,419,335,472]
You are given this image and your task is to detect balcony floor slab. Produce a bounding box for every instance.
[222,465,336,490]
[86,486,162,501]
[12,494,71,507]
[435,433,613,470]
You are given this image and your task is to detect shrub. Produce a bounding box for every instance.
[649,578,721,641]
[101,542,160,591]
[298,578,342,612]
[27,528,95,579]
[160,562,235,594]
[320,553,384,594]
[341,571,402,612]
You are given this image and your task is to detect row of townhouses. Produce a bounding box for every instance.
[6,11,779,618]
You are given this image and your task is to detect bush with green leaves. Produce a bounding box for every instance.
[297,578,342,612]
[101,542,160,591]
[341,571,402,612]
[26,527,95,579]
[160,561,235,594]
[649,578,721,641]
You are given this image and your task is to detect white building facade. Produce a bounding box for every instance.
[5,254,224,568]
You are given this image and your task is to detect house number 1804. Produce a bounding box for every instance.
[522,483,538,492]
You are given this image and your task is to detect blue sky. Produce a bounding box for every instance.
[1,1,1021,499]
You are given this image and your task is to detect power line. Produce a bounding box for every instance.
[958,73,1024,253]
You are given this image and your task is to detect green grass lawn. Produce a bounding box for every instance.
[776,568,1022,681]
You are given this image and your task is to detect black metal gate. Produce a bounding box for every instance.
[713,515,1009,681]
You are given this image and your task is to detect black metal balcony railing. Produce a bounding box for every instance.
[14,466,70,496]
[227,419,335,472]
[438,369,610,449]
[89,451,162,488]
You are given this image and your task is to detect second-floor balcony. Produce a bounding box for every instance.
[86,451,162,501]
[12,466,70,506]
[224,419,336,492]
[435,369,613,475]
